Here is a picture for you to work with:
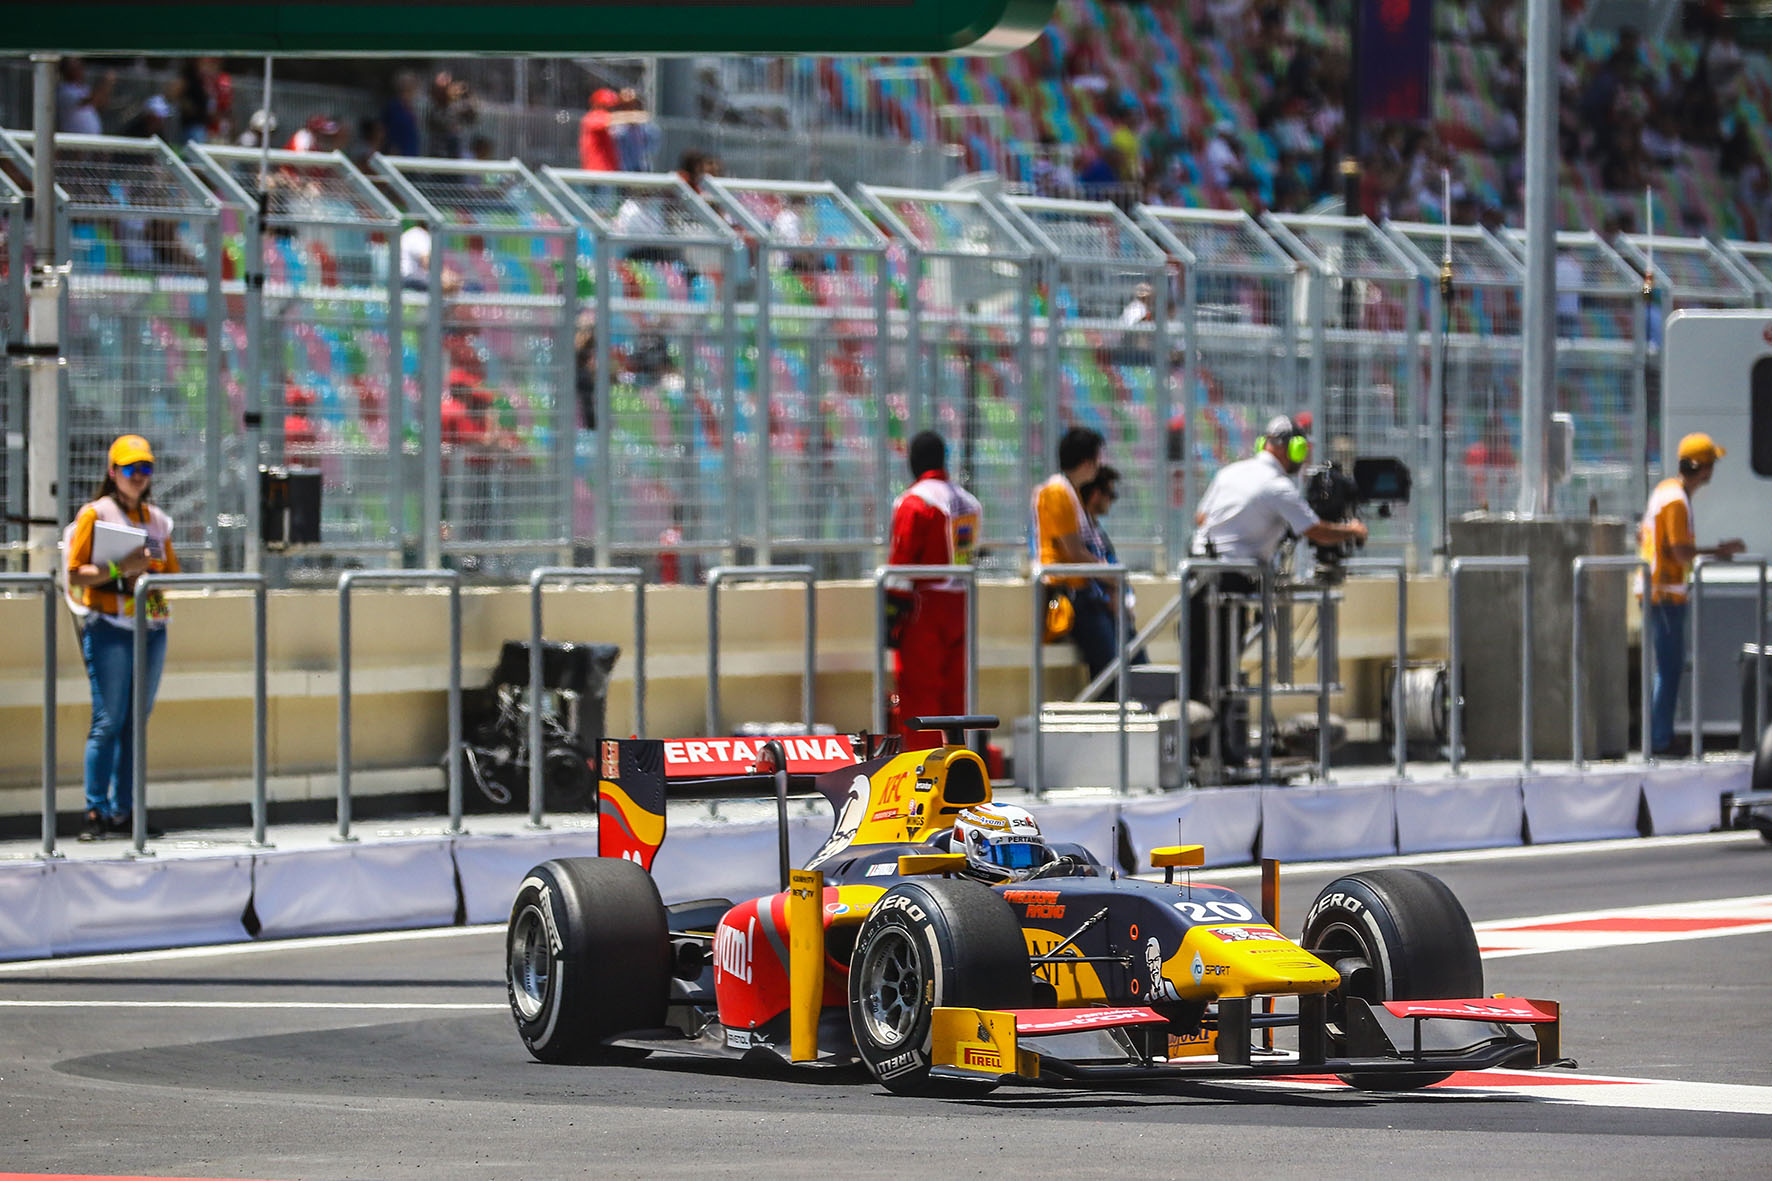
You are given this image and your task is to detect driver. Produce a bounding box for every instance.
[952,803,1056,883]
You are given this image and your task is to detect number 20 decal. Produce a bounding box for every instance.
[1174,900,1254,923]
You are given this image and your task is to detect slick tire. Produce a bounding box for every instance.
[847,879,1031,1096]
[507,857,670,1064]
[1301,868,1483,1091]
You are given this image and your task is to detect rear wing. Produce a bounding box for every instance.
[595,733,890,869]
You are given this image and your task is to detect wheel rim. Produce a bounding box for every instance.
[856,927,924,1048]
[1314,919,1379,1028]
[509,903,553,1021]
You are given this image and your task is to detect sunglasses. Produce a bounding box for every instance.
[118,462,154,479]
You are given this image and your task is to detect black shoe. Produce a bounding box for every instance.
[78,810,106,842]
[108,812,163,839]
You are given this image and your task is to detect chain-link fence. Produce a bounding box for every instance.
[1264,213,1426,564]
[1137,207,1298,549]
[3,130,1752,582]
[189,145,406,571]
[857,185,1035,571]
[1,131,226,565]
[374,155,577,576]
[997,195,1170,569]
[545,167,741,582]
[707,177,891,577]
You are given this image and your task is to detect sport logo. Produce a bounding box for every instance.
[960,1045,1004,1071]
[714,915,755,984]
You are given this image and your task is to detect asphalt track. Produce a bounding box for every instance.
[0,832,1768,1180]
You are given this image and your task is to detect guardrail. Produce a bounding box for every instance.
[870,564,978,737]
[338,570,461,842]
[1344,557,1409,779]
[1447,556,1532,775]
[1690,555,1767,761]
[130,573,267,856]
[1029,563,1130,798]
[0,574,57,858]
[527,567,645,829]
[1174,558,1265,789]
[706,566,816,735]
[1571,555,1649,768]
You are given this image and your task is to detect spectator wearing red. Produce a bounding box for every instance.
[579,88,621,172]
[886,430,981,750]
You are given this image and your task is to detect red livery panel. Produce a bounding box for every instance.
[1380,998,1559,1024]
[1012,1006,1170,1034]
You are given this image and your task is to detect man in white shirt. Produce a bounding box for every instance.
[1187,414,1366,767]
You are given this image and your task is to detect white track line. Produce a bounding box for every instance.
[0,1000,504,1010]
[1474,894,1772,958]
[0,924,502,974]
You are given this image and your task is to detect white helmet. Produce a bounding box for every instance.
[952,803,1055,883]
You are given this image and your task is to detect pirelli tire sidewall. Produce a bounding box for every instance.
[1301,868,1483,1005]
[846,878,1031,1094]
[506,857,670,1064]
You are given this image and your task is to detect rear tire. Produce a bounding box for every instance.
[507,857,670,1064]
[1301,868,1483,1091]
[847,879,1031,1096]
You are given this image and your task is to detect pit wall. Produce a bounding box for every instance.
[0,575,1473,815]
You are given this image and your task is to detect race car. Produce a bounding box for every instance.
[506,716,1567,1095]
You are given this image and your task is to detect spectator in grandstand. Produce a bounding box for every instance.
[236,109,276,149]
[1078,464,1148,673]
[1204,120,1252,192]
[56,58,112,137]
[470,135,497,162]
[426,72,477,159]
[1119,282,1153,328]
[441,367,520,551]
[350,116,386,171]
[1638,433,1745,756]
[398,219,462,295]
[1463,411,1516,512]
[118,95,172,140]
[573,313,597,431]
[383,71,422,157]
[675,149,720,195]
[64,435,181,841]
[1556,248,1584,338]
[1033,426,1112,673]
[1189,414,1366,767]
[579,88,621,172]
[285,114,344,154]
[886,430,982,750]
[612,88,660,173]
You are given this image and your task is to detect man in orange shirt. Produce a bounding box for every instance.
[1032,426,1112,671]
[1638,433,1744,755]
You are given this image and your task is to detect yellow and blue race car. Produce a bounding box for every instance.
[506,717,1566,1095]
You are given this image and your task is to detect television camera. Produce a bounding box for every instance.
[1302,457,1412,582]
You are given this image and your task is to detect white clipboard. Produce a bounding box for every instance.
[90,520,148,569]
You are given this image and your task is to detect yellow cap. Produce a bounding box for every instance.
[108,435,154,467]
[1677,433,1725,466]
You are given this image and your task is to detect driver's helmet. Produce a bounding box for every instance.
[952,803,1055,883]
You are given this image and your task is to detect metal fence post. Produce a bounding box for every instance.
[1344,557,1408,778]
[1447,556,1531,775]
[1690,555,1769,761]
[1,574,57,857]
[1030,563,1132,798]
[527,567,646,829]
[130,573,268,856]
[337,570,461,841]
[871,564,978,736]
[705,566,816,734]
[1570,555,1649,768]
[1173,558,1265,791]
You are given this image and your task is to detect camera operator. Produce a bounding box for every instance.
[1188,414,1367,767]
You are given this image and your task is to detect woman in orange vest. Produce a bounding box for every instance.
[64,436,181,840]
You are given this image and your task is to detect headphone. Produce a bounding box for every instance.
[1256,417,1310,465]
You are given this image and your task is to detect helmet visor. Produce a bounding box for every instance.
[985,838,1054,871]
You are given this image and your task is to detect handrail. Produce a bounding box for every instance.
[1447,556,1532,775]
[1030,563,1130,798]
[338,570,461,842]
[0,574,57,858]
[870,564,978,737]
[706,566,816,735]
[1570,555,1649,768]
[1343,557,1408,779]
[1075,584,1181,705]
[528,567,646,829]
[131,573,268,857]
[1174,558,1264,788]
[1689,555,1767,761]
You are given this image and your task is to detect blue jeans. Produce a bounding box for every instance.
[81,617,168,818]
[1646,598,1686,754]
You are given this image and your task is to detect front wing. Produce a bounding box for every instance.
[929,997,1565,1087]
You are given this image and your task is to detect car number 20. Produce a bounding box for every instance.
[1173,900,1254,923]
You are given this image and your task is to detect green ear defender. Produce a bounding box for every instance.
[1256,426,1310,464]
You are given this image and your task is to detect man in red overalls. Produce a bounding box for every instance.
[887,431,982,750]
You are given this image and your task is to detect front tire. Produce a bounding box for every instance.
[847,879,1031,1096]
[1301,868,1483,1091]
[507,857,670,1064]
